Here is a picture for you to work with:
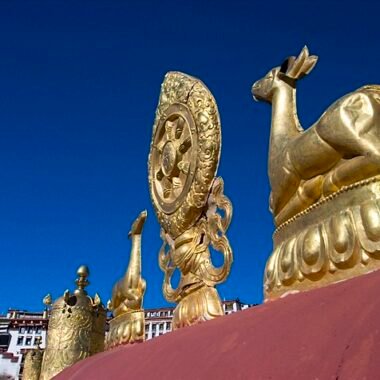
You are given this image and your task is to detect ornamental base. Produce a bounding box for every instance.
[105,310,145,349]
[265,176,380,300]
[173,286,223,330]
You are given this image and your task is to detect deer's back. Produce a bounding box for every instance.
[314,85,380,157]
[285,85,380,188]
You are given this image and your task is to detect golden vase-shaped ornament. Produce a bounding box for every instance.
[106,210,147,349]
[39,266,106,380]
[252,47,380,300]
[148,72,233,329]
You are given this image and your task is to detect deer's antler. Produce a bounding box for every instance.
[286,46,318,80]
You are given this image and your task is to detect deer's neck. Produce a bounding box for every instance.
[125,234,142,286]
[270,85,302,156]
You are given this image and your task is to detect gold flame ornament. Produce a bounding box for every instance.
[252,47,380,300]
[22,337,43,380]
[39,266,106,380]
[149,72,233,329]
[106,210,147,349]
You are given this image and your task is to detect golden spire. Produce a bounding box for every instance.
[106,211,147,349]
[74,265,90,295]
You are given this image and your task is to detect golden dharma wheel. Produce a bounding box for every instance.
[149,72,221,238]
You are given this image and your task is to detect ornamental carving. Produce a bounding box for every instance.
[149,72,233,328]
[39,266,106,380]
[106,211,147,348]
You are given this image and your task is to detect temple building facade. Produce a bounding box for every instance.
[0,310,48,379]
[145,300,252,340]
[0,300,252,379]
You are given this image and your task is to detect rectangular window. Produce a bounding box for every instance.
[34,337,40,345]
[35,327,42,334]
[25,337,32,346]
[166,322,171,330]
[27,326,34,334]
[19,327,26,334]
[17,337,24,345]
[225,304,233,312]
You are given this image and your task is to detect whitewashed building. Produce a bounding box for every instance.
[144,306,174,340]
[144,299,252,340]
[0,310,48,379]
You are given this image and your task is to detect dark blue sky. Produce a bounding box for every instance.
[1,0,379,312]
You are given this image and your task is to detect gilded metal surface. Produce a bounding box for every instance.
[40,266,106,380]
[149,72,233,329]
[149,72,221,239]
[106,311,145,349]
[252,47,380,299]
[171,287,223,329]
[23,338,43,380]
[106,211,147,348]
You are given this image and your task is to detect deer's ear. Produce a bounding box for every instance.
[302,55,318,76]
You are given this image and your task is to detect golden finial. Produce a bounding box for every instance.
[63,289,70,303]
[42,294,52,318]
[106,211,147,349]
[43,293,52,306]
[74,265,90,295]
[93,293,101,307]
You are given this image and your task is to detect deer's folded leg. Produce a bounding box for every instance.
[275,175,324,225]
[323,156,380,196]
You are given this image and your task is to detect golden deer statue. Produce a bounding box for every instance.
[253,47,380,299]
[106,210,147,348]
[252,46,380,226]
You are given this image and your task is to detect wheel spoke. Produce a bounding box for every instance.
[172,177,182,196]
[165,120,176,141]
[163,178,172,199]
[156,140,166,153]
[179,136,191,154]
[175,117,185,139]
